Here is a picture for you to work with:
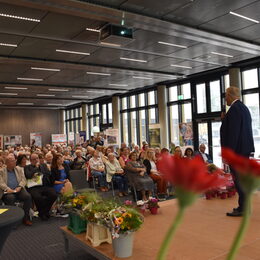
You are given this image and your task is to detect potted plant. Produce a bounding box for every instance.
[147,197,160,214]
[105,206,144,258]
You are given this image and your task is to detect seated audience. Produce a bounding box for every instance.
[174,146,183,158]
[139,143,149,161]
[16,154,27,171]
[143,148,167,198]
[63,149,73,162]
[89,150,107,191]
[106,153,128,197]
[51,154,73,194]
[125,152,154,202]
[195,144,212,163]
[24,153,57,221]
[184,147,194,159]
[70,149,87,170]
[0,154,32,226]
[118,147,129,169]
[0,157,5,169]
[45,152,53,170]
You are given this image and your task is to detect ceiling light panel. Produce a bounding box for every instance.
[120,57,147,63]
[17,103,34,105]
[211,52,234,58]
[158,41,187,48]
[133,76,152,80]
[0,13,40,22]
[31,67,61,72]
[171,64,192,69]
[86,72,111,76]
[37,94,55,97]
[229,11,259,23]
[72,95,89,98]
[48,88,69,92]
[5,87,28,90]
[86,90,105,93]
[56,49,90,55]
[48,103,63,106]
[109,83,128,87]
[86,27,100,32]
[17,77,43,81]
[0,93,18,95]
[0,43,17,47]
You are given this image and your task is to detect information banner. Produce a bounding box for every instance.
[79,131,86,144]
[30,132,42,147]
[179,122,193,146]
[104,129,119,146]
[4,135,22,148]
[148,124,161,148]
[51,134,67,145]
[68,132,75,146]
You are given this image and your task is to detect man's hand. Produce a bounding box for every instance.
[6,188,15,193]
[15,187,22,193]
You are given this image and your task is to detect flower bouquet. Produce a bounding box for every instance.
[147,198,159,214]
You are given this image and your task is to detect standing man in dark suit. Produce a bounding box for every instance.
[220,86,255,217]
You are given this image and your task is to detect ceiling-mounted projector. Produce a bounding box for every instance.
[100,24,134,46]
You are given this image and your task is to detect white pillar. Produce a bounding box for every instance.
[229,68,241,90]
[157,85,169,148]
[112,96,121,142]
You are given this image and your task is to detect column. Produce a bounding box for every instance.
[112,96,121,142]
[59,109,64,134]
[82,104,87,131]
[229,68,241,89]
[157,85,169,149]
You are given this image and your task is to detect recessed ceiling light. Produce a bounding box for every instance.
[86,72,111,76]
[120,57,147,63]
[72,95,89,98]
[0,43,17,47]
[0,93,18,95]
[158,41,187,48]
[17,102,34,105]
[100,42,121,47]
[5,87,28,90]
[86,27,100,32]
[109,83,128,87]
[0,13,40,22]
[31,67,61,72]
[17,77,43,81]
[133,76,152,80]
[48,88,69,92]
[211,52,234,58]
[48,103,63,106]
[229,11,259,23]
[171,64,192,69]
[37,94,55,97]
[56,49,90,55]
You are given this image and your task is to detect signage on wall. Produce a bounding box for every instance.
[51,134,67,145]
[30,133,42,147]
[4,135,22,148]
[148,124,161,148]
[104,128,119,146]
[68,132,75,146]
[179,122,193,146]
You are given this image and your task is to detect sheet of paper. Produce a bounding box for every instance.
[0,209,8,214]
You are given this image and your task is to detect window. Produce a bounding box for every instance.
[102,104,107,124]
[64,106,82,135]
[139,109,147,143]
[108,103,113,124]
[196,83,207,113]
[169,105,180,145]
[242,69,258,90]
[88,102,100,137]
[169,86,178,102]
[122,112,129,145]
[148,108,157,124]
[224,74,230,90]
[122,97,127,110]
[182,103,192,123]
[131,111,137,145]
[181,83,191,99]
[139,93,145,107]
[130,95,136,108]
[210,80,221,112]
[148,91,155,105]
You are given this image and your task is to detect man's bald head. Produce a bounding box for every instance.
[6,154,16,170]
[226,86,241,106]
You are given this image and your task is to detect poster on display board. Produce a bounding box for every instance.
[0,135,3,150]
[30,133,42,147]
[104,129,119,146]
[4,135,22,148]
[68,132,75,146]
[79,131,86,144]
[75,133,81,145]
[51,134,67,145]
[179,122,193,146]
[148,124,161,148]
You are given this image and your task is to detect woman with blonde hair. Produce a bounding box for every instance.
[143,148,167,198]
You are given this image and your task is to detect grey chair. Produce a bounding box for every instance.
[69,169,95,193]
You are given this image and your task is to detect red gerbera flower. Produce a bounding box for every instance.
[157,155,227,194]
[221,148,260,177]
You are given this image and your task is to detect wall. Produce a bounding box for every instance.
[0,108,62,146]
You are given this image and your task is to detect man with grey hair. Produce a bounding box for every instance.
[0,154,32,225]
[221,86,255,217]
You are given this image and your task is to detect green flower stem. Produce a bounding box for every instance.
[226,193,252,260]
[157,207,185,260]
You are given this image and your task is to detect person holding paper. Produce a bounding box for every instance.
[0,154,32,226]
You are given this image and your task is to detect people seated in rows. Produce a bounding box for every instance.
[45,152,53,170]
[139,143,149,161]
[118,147,129,169]
[184,147,194,159]
[174,146,183,158]
[63,149,73,162]
[16,154,27,170]
[24,153,57,221]
[195,144,212,163]
[106,153,128,197]
[71,149,87,170]
[125,152,154,202]
[131,145,140,157]
[0,157,5,169]
[0,154,32,226]
[143,148,167,198]
[89,150,107,192]
[51,153,73,194]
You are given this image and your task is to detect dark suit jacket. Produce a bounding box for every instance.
[220,100,255,156]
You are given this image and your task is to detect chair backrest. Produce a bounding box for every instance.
[69,169,88,190]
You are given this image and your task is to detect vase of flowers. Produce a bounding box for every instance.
[105,206,143,258]
[147,198,159,215]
